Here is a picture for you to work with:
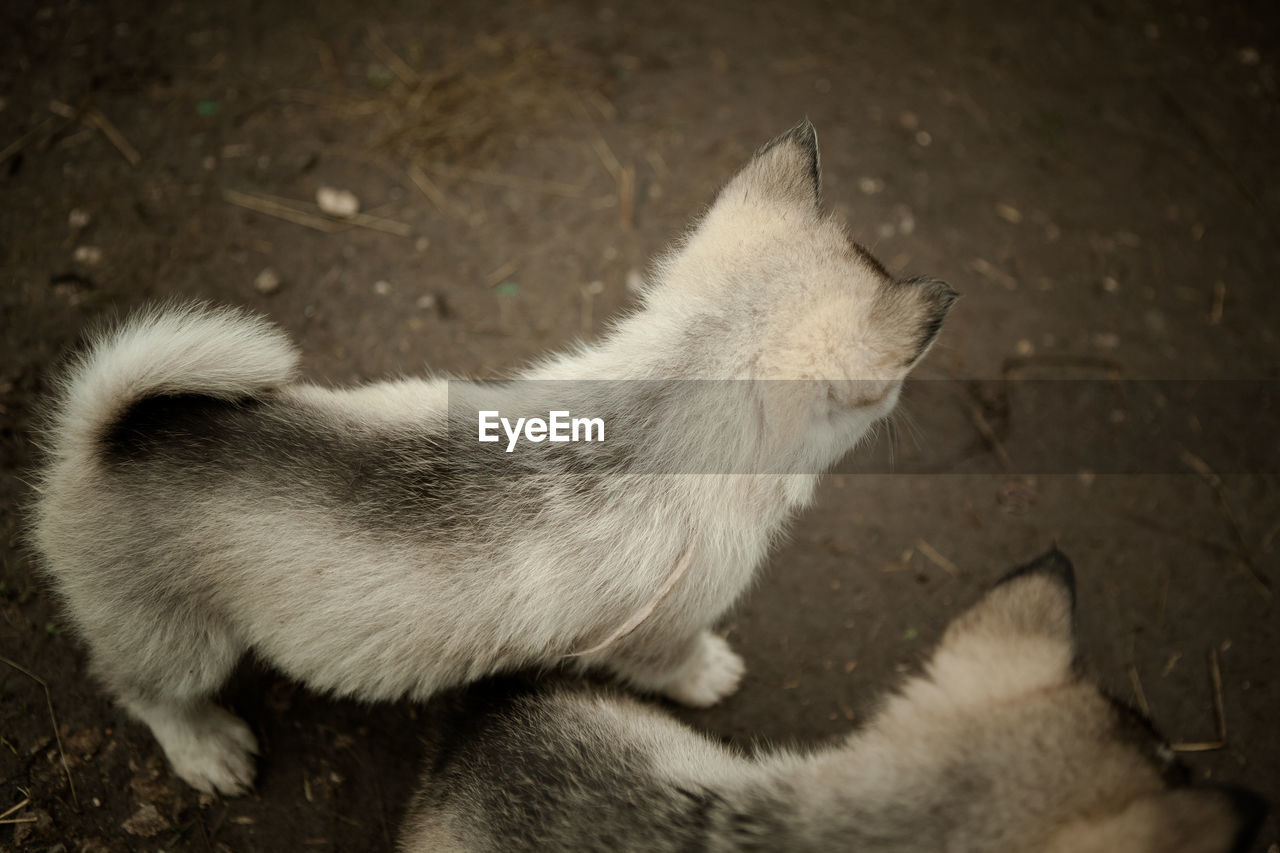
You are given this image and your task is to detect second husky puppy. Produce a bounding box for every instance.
[401,552,1267,853]
[32,122,955,794]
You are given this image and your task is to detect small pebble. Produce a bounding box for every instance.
[121,803,169,837]
[997,479,1037,514]
[1144,309,1167,334]
[373,280,392,296]
[1238,46,1260,66]
[898,111,919,130]
[254,267,281,294]
[316,186,360,218]
[415,294,437,310]
[1102,276,1119,293]
[894,205,916,235]
[414,236,430,253]
[1092,332,1120,349]
[995,203,1022,224]
[857,177,885,195]
[1015,338,1034,356]
[68,208,91,229]
[914,130,932,147]
[73,245,103,266]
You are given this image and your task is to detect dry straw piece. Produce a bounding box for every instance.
[0,655,77,808]
[364,30,605,166]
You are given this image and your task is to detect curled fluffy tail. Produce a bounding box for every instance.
[46,302,299,460]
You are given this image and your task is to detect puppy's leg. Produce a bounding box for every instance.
[122,698,258,795]
[86,614,256,795]
[600,630,745,707]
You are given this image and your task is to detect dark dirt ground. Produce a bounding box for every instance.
[2,0,1278,850]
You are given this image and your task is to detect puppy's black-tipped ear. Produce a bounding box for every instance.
[876,275,959,368]
[724,120,821,209]
[938,548,1078,670]
[754,120,820,202]
[980,547,1077,648]
[993,547,1076,616]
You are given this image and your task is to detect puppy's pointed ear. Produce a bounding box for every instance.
[871,275,959,368]
[926,549,1078,702]
[721,120,821,209]
[987,546,1077,636]
[953,547,1076,649]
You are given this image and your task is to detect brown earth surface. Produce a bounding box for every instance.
[1,0,1277,850]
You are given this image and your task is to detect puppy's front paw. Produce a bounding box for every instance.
[151,704,259,796]
[661,633,745,708]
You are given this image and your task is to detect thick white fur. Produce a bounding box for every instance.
[32,125,953,794]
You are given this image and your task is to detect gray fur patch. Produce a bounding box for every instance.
[418,680,726,852]
[100,388,639,537]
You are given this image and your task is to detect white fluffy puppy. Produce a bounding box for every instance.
[32,122,955,794]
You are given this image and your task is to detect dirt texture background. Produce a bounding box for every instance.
[1,0,1277,849]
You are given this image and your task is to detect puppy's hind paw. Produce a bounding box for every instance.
[661,633,745,708]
